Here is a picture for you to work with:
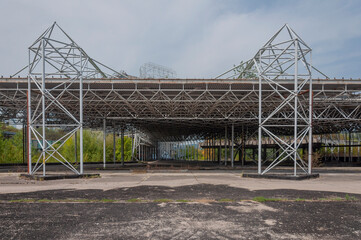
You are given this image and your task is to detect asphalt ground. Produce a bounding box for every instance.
[0,166,361,239]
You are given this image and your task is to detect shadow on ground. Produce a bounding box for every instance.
[1,184,360,201]
[1,184,361,239]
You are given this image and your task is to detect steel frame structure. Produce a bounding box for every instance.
[254,24,313,175]
[25,22,126,175]
[216,24,343,175]
[2,78,359,161]
[0,23,360,175]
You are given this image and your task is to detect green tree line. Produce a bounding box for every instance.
[0,123,134,164]
[0,123,23,164]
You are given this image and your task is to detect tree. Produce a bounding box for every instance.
[115,136,132,161]
[0,123,23,164]
[233,60,257,79]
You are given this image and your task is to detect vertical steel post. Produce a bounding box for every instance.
[357,133,360,161]
[219,136,221,165]
[231,123,234,168]
[121,127,124,166]
[344,131,346,161]
[206,139,209,161]
[225,126,228,166]
[113,123,116,164]
[74,131,77,163]
[241,125,245,166]
[22,123,25,164]
[103,118,106,169]
[349,131,352,162]
[27,48,32,174]
[41,39,46,176]
[190,142,193,160]
[336,132,341,162]
[196,141,199,161]
[79,54,84,175]
[131,131,134,161]
[183,142,186,160]
[189,142,191,161]
[176,142,179,160]
[258,52,262,174]
[308,52,313,174]
[212,136,215,161]
[294,39,298,176]
[188,142,190,161]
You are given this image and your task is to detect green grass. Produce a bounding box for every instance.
[318,198,330,201]
[74,199,94,203]
[252,197,285,202]
[10,198,116,203]
[84,175,100,179]
[153,199,173,203]
[99,198,116,203]
[74,198,116,203]
[37,199,57,203]
[295,198,306,201]
[318,197,347,202]
[9,199,35,203]
[331,197,344,201]
[345,194,358,201]
[176,199,190,203]
[218,198,234,202]
[127,198,142,203]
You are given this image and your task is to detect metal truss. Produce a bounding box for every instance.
[25,22,127,175]
[1,78,360,134]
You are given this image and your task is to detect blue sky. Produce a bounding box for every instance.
[0,0,360,78]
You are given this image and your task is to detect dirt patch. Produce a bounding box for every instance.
[226,201,278,213]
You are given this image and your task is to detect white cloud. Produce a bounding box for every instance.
[0,0,360,78]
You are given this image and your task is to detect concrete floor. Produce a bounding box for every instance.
[0,169,361,194]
